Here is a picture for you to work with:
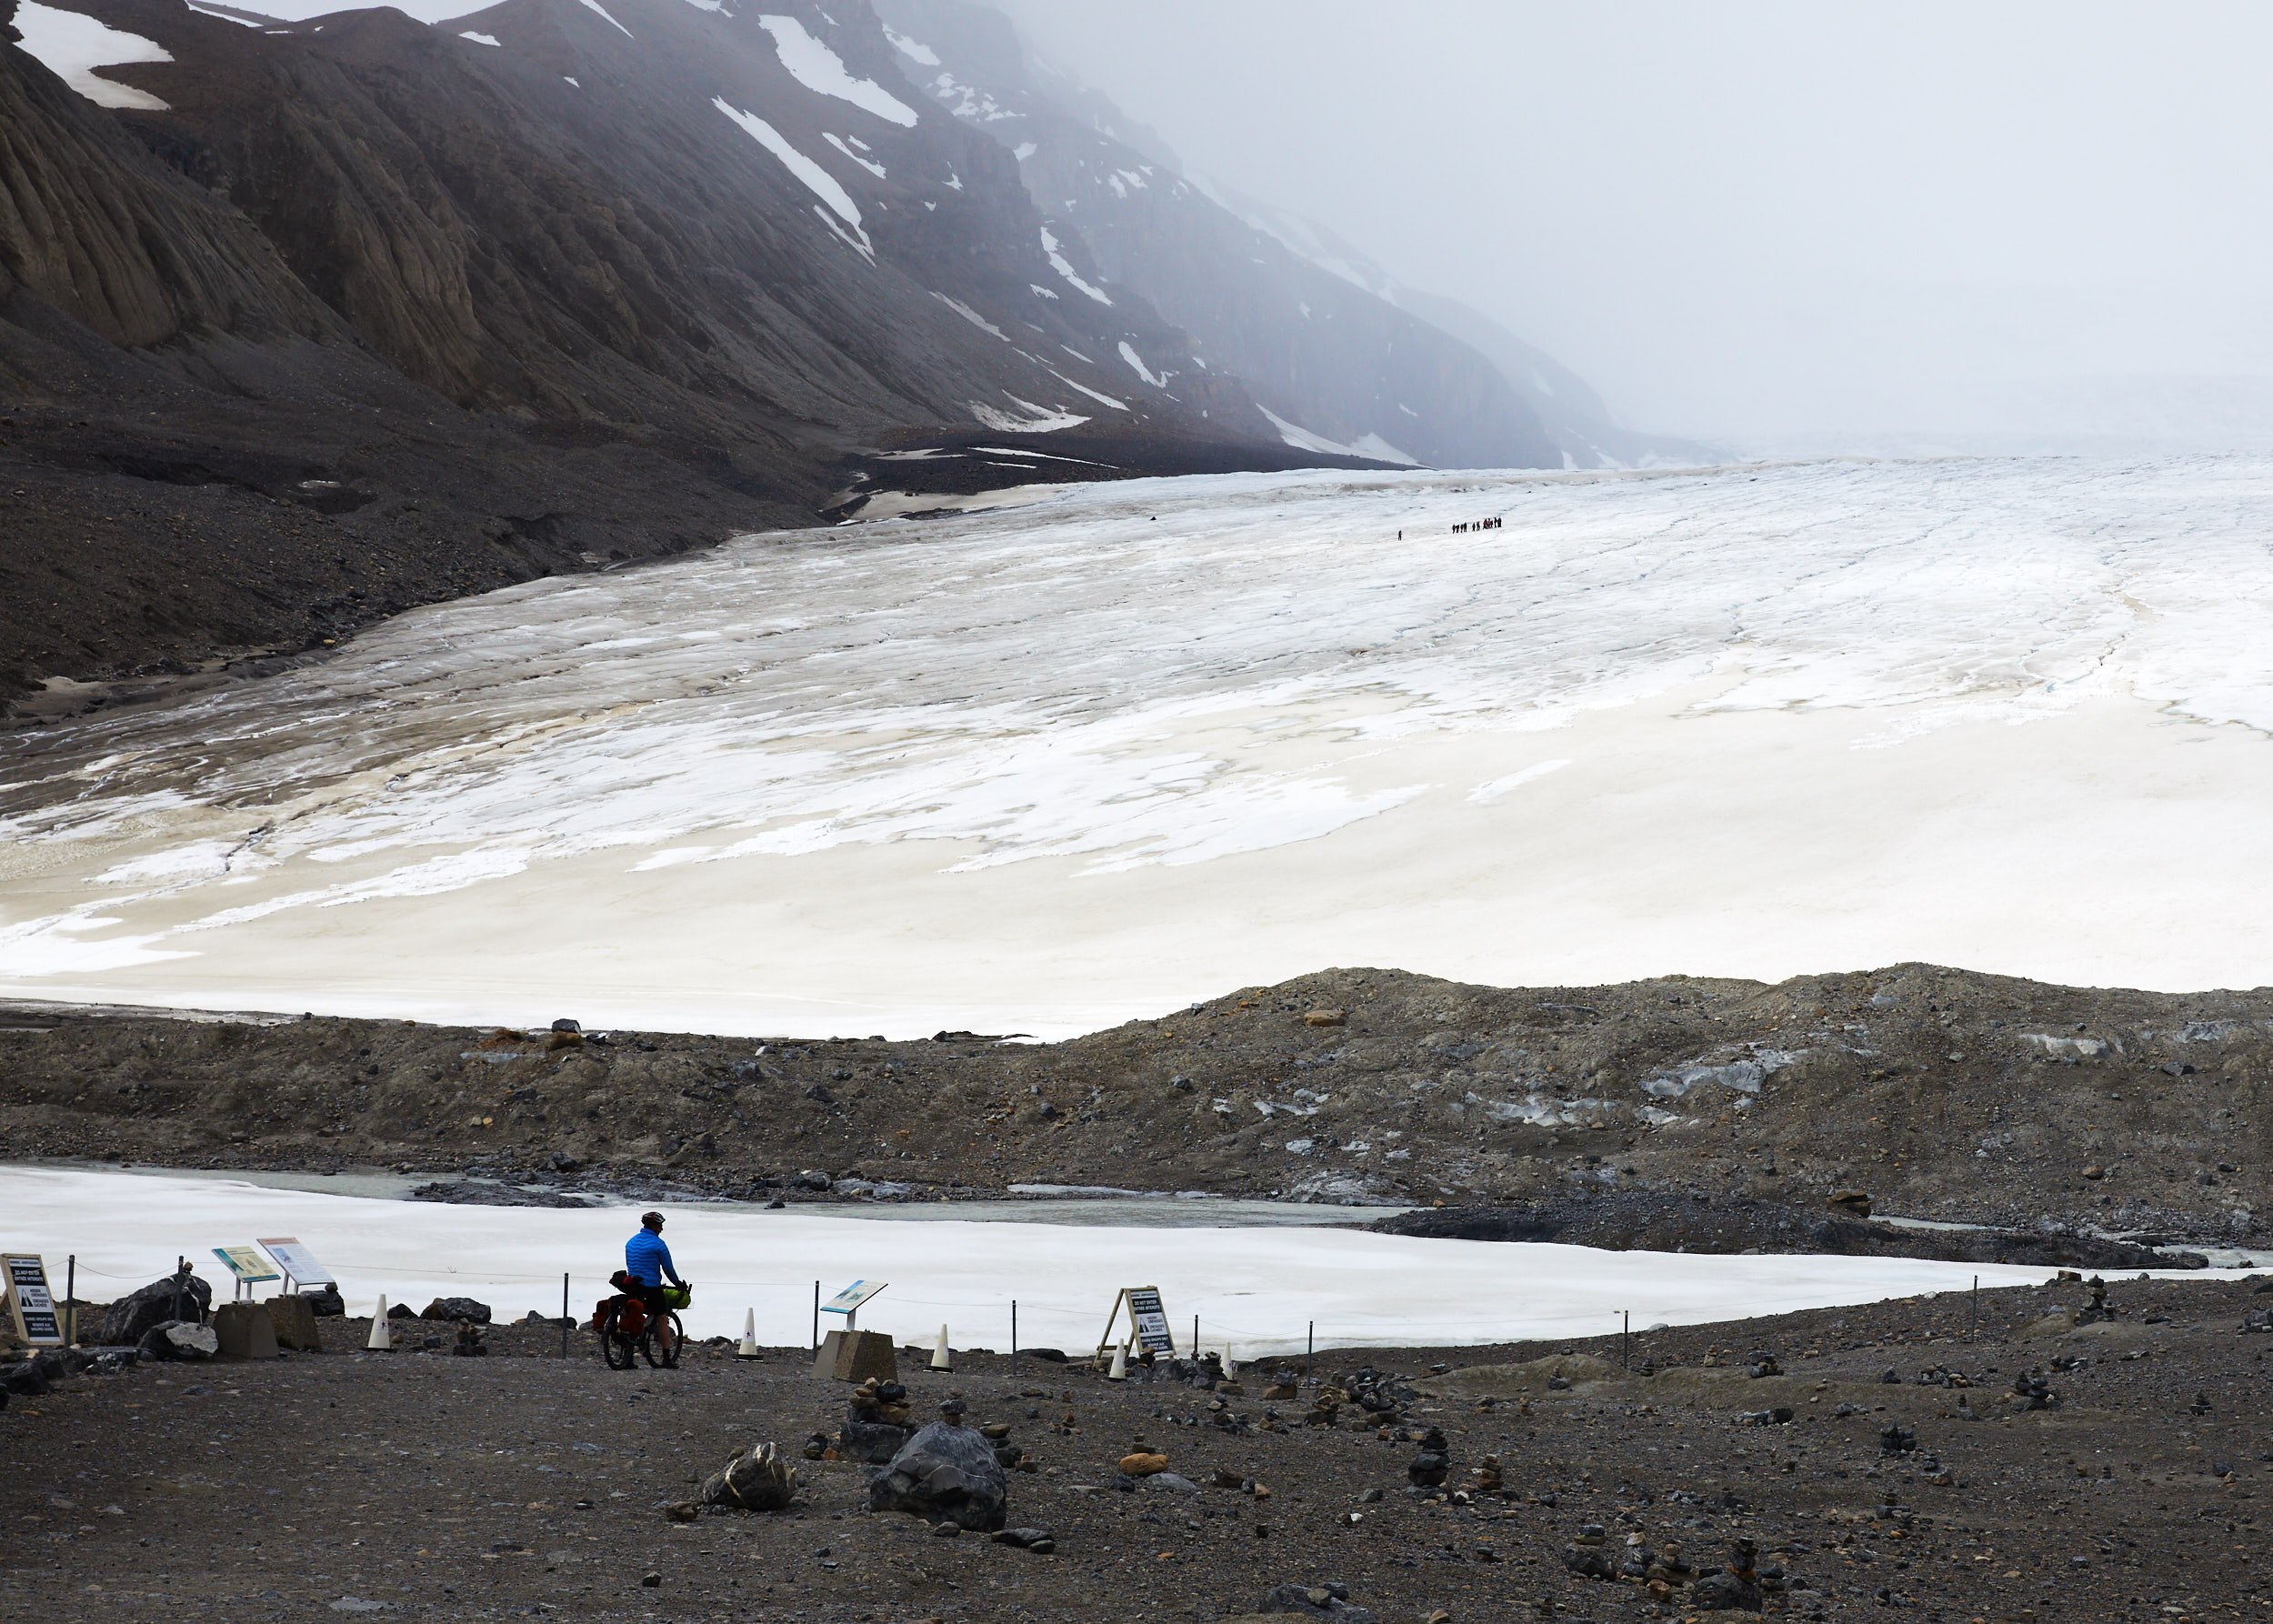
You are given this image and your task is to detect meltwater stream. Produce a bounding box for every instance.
[5,456,2273,1034]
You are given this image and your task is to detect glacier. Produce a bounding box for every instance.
[4,455,2273,1036]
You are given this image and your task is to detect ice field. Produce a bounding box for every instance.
[5,454,2273,1037]
[8,1166,2159,1355]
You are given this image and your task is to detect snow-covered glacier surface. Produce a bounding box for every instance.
[5,455,2273,1035]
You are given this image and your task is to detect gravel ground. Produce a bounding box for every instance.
[9,1273,2273,1623]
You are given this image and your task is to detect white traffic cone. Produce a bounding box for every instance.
[366,1296,394,1352]
[1106,1339,1128,1381]
[930,1324,953,1371]
[737,1308,760,1360]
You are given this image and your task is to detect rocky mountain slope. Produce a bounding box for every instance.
[4,962,2265,1254]
[0,0,1407,704]
[875,0,1704,472]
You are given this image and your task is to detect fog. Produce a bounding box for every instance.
[996,0,2273,449]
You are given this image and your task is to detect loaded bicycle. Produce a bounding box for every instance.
[592,1272,689,1369]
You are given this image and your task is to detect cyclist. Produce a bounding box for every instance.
[623,1210,687,1351]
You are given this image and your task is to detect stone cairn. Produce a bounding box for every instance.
[836,1378,916,1463]
[1564,1524,1793,1610]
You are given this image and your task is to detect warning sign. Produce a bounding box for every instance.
[1096,1285,1176,1360]
[4,1254,62,1347]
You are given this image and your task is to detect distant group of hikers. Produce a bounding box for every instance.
[1452,517,1503,533]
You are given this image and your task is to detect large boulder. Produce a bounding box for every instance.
[0,1362,49,1397]
[98,1275,211,1348]
[701,1442,797,1511]
[1690,1569,1764,1611]
[139,1321,219,1361]
[419,1297,492,1324]
[867,1422,1007,1531]
[839,1419,915,1464]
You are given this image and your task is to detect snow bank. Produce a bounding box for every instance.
[6,1165,2158,1354]
[13,1,173,109]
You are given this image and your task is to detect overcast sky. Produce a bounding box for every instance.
[994,0,2273,442]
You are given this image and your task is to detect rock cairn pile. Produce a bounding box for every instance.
[840,1378,916,1463]
[1562,1525,1796,1611]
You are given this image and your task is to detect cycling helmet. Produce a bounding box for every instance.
[640,1210,666,1229]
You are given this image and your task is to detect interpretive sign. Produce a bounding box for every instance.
[257,1237,335,1290]
[214,1247,280,1295]
[1096,1285,1175,1360]
[821,1280,886,1328]
[3,1254,62,1347]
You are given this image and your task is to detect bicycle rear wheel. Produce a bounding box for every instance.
[599,1307,637,1370]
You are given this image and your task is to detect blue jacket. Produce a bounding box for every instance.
[626,1228,680,1288]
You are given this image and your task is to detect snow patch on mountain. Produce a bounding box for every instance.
[14,2,175,109]
[1039,226,1110,305]
[970,396,1087,432]
[457,30,500,45]
[883,25,937,65]
[713,98,873,256]
[1117,341,1165,387]
[575,0,633,37]
[825,132,886,176]
[757,14,919,126]
[1257,406,1418,467]
[932,292,1006,340]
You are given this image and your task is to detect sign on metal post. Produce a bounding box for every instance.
[3,1254,63,1347]
[213,1247,281,1300]
[257,1238,336,1292]
[1096,1285,1176,1361]
[820,1280,887,1329]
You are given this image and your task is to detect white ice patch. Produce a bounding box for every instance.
[574,0,632,36]
[1039,226,1111,305]
[931,293,1006,340]
[714,98,872,257]
[757,14,917,126]
[1638,1052,1796,1100]
[1117,342,1166,387]
[969,397,1087,433]
[823,133,886,177]
[1013,140,1037,161]
[184,3,261,24]
[1468,759,1570,803]
[5,1166,2191,1356]
[13,1,173,109]
[457,30,500,44]
[882,25,936,65]
[1029,284,1060,300]
[1044,368,1127,411]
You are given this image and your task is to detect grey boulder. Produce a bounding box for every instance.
[1255,1582,1377,1622]
[701,1442,797,1512]
[867,1421,1006,1531]
[98,1275,212,1348]
[139,1321,220,1361]
[419,1297,492,1324]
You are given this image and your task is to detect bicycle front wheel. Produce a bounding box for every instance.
[644,1312,685,1368]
